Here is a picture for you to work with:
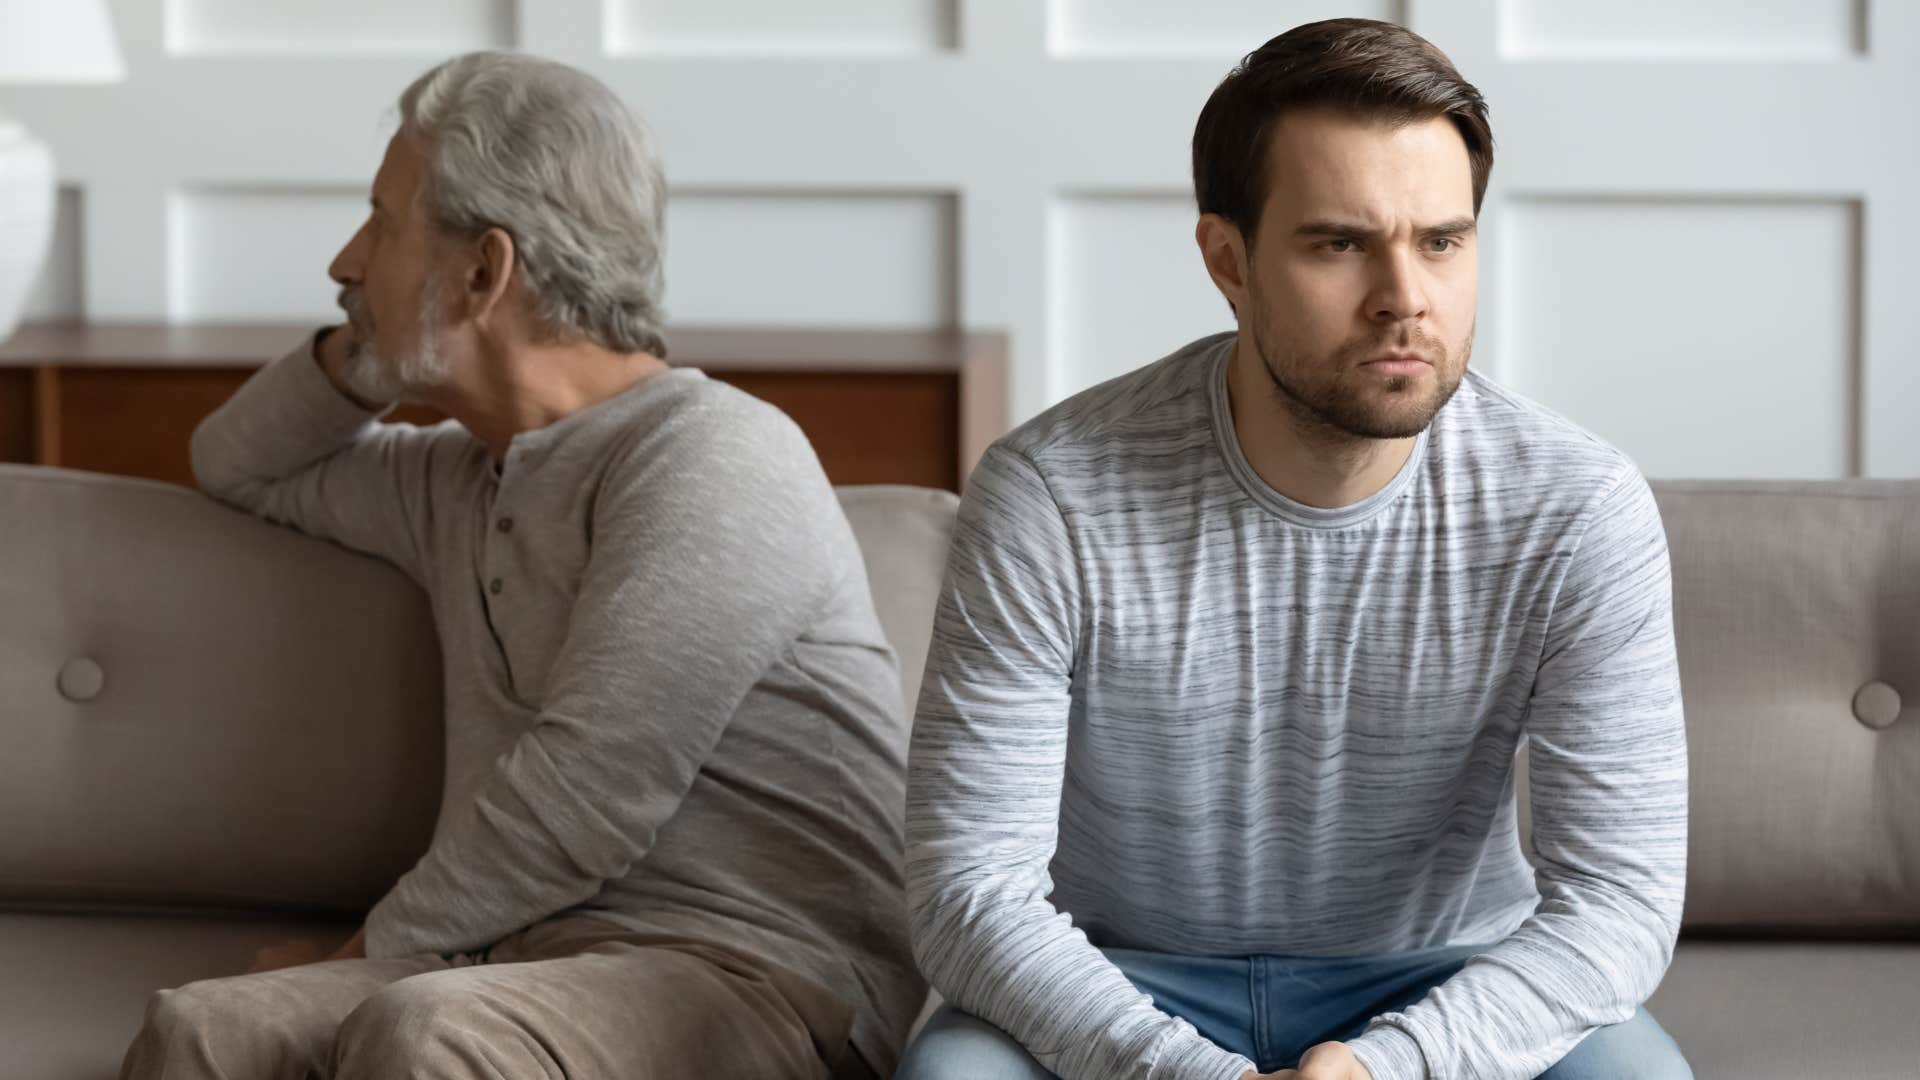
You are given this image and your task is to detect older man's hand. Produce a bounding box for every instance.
[1239,1040,1375,1080]
[245,927,366,974]
[328,927,368,961]
[245,939,326,974]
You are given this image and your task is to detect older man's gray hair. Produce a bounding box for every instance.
[399,51,668,358]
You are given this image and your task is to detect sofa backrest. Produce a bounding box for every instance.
[836,485,960,714]
[4,466,1913,934]
[0,465,443,915]
[0,468,960,917]
[1653,480,1918,932]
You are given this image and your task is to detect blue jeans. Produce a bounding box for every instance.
[895,944,1690,1078]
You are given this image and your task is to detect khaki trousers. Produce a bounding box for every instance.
[119,916,860,1080]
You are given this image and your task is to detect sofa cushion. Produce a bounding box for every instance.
[0,466,443,914]
[1653,481,1920,931]
[0,911,357,1080]
[837,484,960,712]
[1649,938,1920,1078]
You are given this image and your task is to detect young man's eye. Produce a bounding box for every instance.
[1427,237,1457,252]
[1327,239,1357,253]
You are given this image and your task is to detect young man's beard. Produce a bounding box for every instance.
[1251,310,1471,442]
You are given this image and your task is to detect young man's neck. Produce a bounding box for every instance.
[1224,337,1416,510]
[428,338,668,463]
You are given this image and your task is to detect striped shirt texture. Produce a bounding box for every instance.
[906,331,1688,1080]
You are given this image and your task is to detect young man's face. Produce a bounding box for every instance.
[326,133,454,402]
[1231,107,1479,439]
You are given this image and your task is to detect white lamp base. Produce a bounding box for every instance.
[0,114,56,345]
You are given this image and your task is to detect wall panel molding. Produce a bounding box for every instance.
[1499,0,1865,60]
[165,0,515,56]
[1499,195,1860,478]
[605,0,956,55]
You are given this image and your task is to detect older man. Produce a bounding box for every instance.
[119,52,918,1080]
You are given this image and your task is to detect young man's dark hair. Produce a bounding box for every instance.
[1193,18,1495,240]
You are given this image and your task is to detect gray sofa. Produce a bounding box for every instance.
[1,464,1915,1078]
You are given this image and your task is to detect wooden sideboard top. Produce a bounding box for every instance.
[0,321,1006,372]
[2,322,1008,488]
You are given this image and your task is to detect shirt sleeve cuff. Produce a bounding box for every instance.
[1149,1030,1256,1080]
[1348,1022,1428,1080]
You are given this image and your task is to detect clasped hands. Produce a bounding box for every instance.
[1240,1040,1373,1080]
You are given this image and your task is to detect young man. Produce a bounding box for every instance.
[900,19,1690,1080]
[120,52,918,1080]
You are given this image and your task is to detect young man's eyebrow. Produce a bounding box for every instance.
[1424,216,1478,238]
[1291,217,1479,240]
[1293,220,1375,241]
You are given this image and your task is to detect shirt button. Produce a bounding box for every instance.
[488,578,503,596]
[497,517,514,534]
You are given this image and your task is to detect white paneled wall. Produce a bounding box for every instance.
[2,0,1915,477]
[666,191,957,327]
[167,188,364,321]
[1500,197,1860,479]
[606,0,957,54]
[1047,194,1224,394]
[1050,0,1402,55]
[165,0,514,55]
[1499,0,1865,58]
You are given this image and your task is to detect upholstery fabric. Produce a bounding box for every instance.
[0,465,442,913]
[836,484,959,710]
[1654,480,1919,930]
[0,911,357,1080]
[1648,938,1920,1078]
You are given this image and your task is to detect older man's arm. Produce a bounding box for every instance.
[189,326,448,583]
[1346,468,1689,1080]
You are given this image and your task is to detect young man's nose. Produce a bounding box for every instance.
[1368,252,1429,323]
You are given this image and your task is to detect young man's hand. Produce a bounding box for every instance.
[1241,1040,1375,1080]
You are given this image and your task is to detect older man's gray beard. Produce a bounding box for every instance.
[336,283,451,404]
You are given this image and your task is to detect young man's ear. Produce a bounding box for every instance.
[1196,213,1249,318]
[464,227,518,324]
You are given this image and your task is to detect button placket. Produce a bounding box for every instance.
[485,476,513,605]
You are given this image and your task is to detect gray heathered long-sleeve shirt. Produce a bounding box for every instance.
[907,331,1688,1080]
[191,337,925,1074]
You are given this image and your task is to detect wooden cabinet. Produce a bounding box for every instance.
[0,324,1006,492]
